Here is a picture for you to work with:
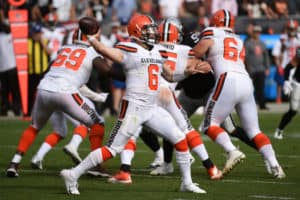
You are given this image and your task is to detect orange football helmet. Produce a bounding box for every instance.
[127,14,159,45]
[210,9,235,29]
[158,18,183,43]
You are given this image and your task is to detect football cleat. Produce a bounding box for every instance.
[150,162,174,175]
[63,144,82,164]
[149,150,164,169]
[31,155,43,170]
[223,149,246,175]
[264,159,272,175]
[180,182,207,194]
[6,162,19,177]
[87,164,111,177]
[271,166,286,179]
[207,165,223,180]
[274,129,283,140]
[107,170,132,184]
[60,169,80,195]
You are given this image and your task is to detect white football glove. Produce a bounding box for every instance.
[283,81,293,96]
[93,93,109,102]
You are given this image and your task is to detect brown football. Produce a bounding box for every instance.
[78,17,100,35]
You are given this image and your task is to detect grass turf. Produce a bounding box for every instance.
[0,113,299,200]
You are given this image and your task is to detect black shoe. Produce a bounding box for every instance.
[6,162,19,177]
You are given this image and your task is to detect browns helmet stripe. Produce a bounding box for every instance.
[163,21,170,42]
[223,9,231,28]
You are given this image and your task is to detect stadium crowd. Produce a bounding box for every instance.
[1,0,300,118]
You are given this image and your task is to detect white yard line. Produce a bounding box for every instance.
[249,195,296,200]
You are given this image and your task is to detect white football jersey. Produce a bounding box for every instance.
[116,42,166,106]
[272,34,300,68]
[159,43,194,90]
[38,44,100,93]
[200,27,248,78]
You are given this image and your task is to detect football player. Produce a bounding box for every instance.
[272,19,300,103]
[6,17,109,178]
[60,14,209,195]
[274,47,300,139]
[108,18,223,185]
[30,86,108,170]
[193,9,285,178]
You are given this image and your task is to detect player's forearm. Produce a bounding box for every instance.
[88,36,123,63]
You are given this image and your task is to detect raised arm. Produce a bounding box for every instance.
[88,36,124,64]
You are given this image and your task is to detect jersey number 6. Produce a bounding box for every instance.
[148,64,159,90]
[52,48,87,71]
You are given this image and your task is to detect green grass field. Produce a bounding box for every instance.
[0,113,299,200]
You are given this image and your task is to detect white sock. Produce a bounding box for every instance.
[35,143,52,160]
[121,149,134,165]
[72,148,102,179]
[12,154,22,163]
[215,132,236,152]
[259,144,279,167]
[192,144,209,161]
[156,147,163,158]
[175,150,192,185]
[68,134,83,150]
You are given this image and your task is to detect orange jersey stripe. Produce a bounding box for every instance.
[200,30,213,38]
[115,45,137,53]
[212,73,227,101]
[159,50,177,58]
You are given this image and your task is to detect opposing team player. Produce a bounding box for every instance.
[272,19,300,104]
[6,17,108,178]
[274,47,300,139]
[192,9,285,178]
[60,14,210,195]
[108,18,223,185]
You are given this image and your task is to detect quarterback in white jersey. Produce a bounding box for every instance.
[107,18,222,184]
[193,9,285,178]
[6,17,108,178]
[60,14,208,195]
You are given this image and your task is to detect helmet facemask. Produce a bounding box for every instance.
[140,24,160,46]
